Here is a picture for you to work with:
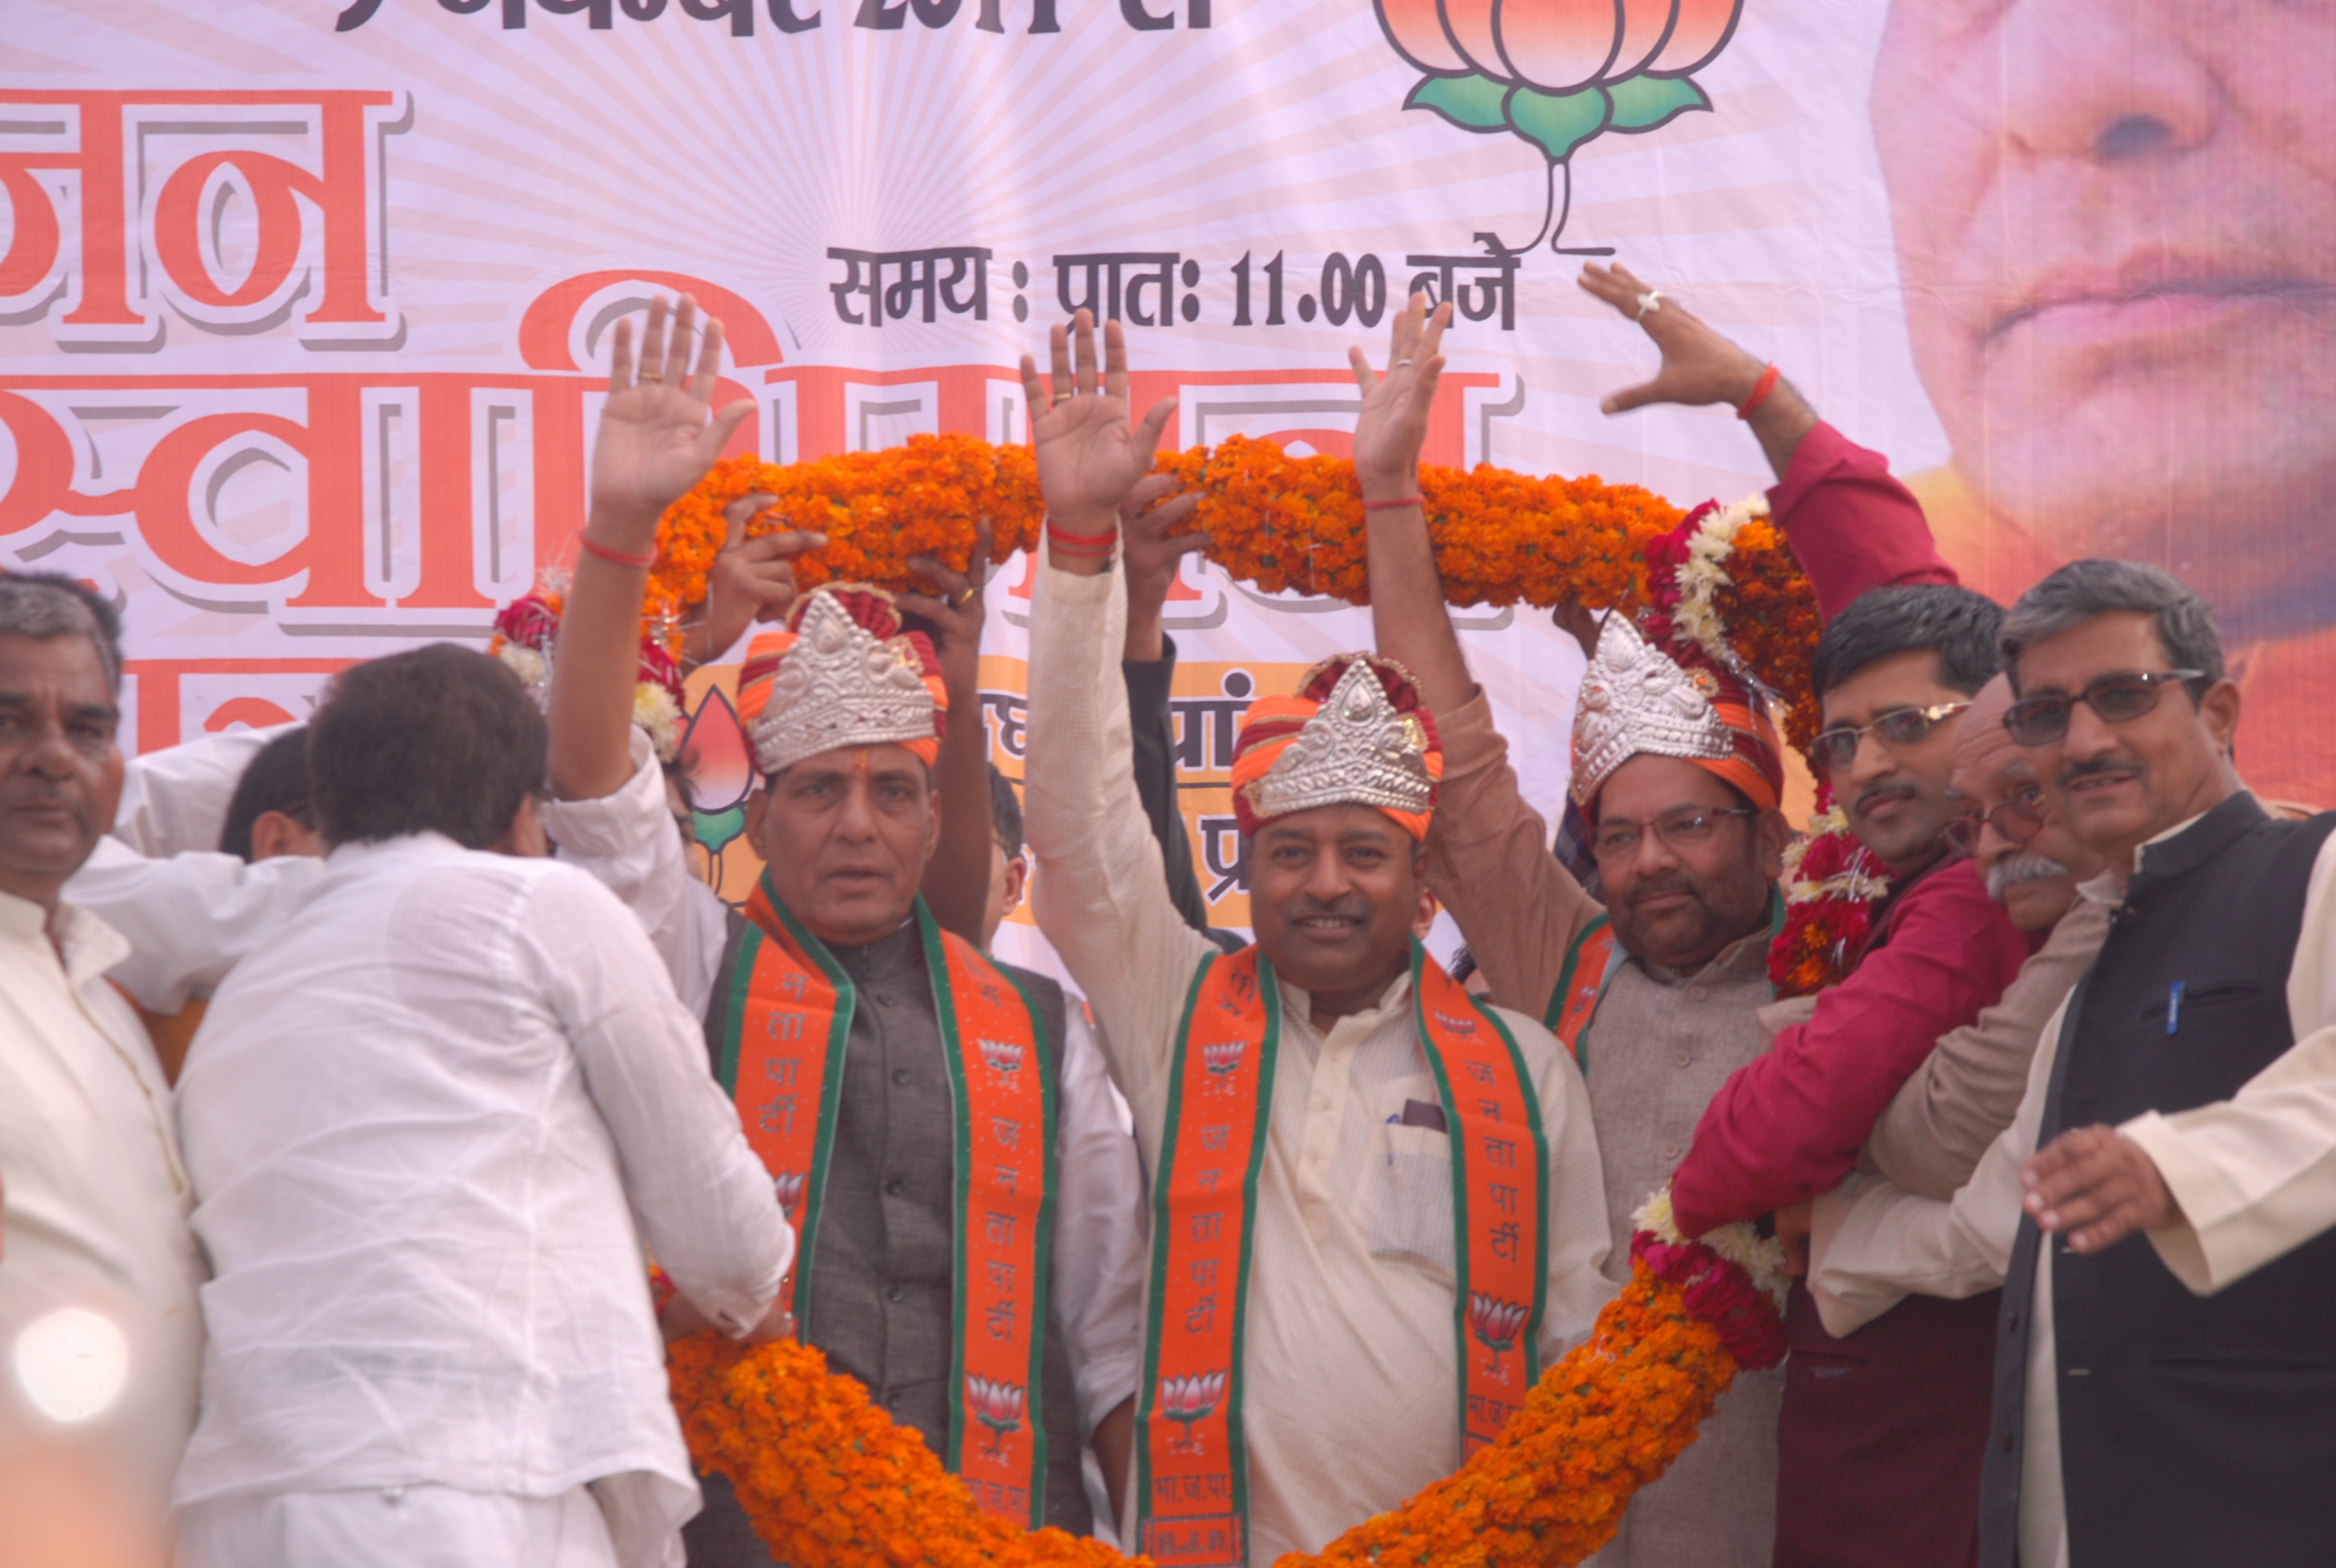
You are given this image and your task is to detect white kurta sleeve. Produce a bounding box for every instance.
[1810,990,2071,1338]
[113,723,294,857]
[66,837,327,1011]
[2121,831,2336,1293]
[1023,561,1216,1131]
[520,864,791,1335]
[543,724,729,1018]
[1049,1003,1146,1434]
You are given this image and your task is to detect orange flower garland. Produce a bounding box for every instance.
[649,434,1045,634]
[670,1194,1787,1568]
[652,435,1696,629]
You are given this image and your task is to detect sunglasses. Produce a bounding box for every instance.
[1942,783,2046,859]
[1808,700,1971,775]
[2000,670,2206,747]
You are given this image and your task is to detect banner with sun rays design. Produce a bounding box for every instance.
[7,2,2334,967]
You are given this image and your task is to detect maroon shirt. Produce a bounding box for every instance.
[1688,421,2036,1568]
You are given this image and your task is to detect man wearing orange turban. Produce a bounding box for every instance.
[1021,310,1613,1566]
[519,298,1149,1566]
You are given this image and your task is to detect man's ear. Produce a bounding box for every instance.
[2198,678,2242,759]
[744,780,774,860]
[249,810,324,862]
[1002,853,1029,916]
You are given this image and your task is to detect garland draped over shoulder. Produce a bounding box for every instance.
[669,1191,1787,1568]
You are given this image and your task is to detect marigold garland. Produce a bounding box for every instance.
[650,436,1821,702]
[670,1191,1786,1568]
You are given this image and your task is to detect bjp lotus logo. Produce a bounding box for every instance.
[1374,0,1743,251]
[966,1376,1026,1457]
[1467,1291,1530,1382]
[772,1170,807,1214]
[981,1038,1024,1077]
[1159,1370,1228,1453]
[1200,1040,1247,1091]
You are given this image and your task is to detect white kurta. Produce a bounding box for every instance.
[0,891,206,1515]
[1021,560,1614,1562]
[549,726,1150,1441]
[171,834,794,1568]
[1812,807,2336,1568]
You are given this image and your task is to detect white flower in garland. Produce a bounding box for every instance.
[1633,1185,1792,1312]
[1669,491,1770,677]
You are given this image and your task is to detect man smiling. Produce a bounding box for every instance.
[1669,583,2036,1568]
[1815,560,2336,1566]
[1022,310,1610,1564]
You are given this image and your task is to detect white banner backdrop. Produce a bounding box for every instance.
[9,0,2332,969]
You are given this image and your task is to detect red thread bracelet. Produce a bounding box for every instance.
[1362,494,1425,511]
[1046,523,1117,548]
[580,535,657,569]
[1736,363,1781,422]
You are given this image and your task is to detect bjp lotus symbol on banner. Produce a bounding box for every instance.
[1374,0,1743,250]
[1467,1291,1530,1382]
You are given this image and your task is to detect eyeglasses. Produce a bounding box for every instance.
[1808,701,1972,775]
[2000,669,2206,747]
[1942,783,2046,859]
[1591,805,1758,863]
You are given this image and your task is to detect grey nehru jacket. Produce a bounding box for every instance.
[688,918,1089,1567]
[1581,933,1783,1568]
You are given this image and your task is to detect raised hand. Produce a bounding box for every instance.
[684,491,827,667]
[1118,474,1207,662]
[901,518,995,695]
[1349,292,1450,499]
[589,294,757,551]
[1576,262,1769,415]
[1018,311,1177,541]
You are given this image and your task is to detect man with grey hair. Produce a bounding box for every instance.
[1814,558,2336,1567]
[0,572,208,1526]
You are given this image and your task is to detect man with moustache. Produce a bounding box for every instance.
[1858,676,2113,1202]
[1869,0,2336,802]
[1815,560,2336,1566]
[1022,307,1611,1562]
[0,574,206,1529]
[1668,583,2036,1568]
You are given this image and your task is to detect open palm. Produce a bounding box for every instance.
[1018,311,1175,528]
[589,294,756,549]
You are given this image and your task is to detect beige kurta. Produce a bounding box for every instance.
[1022,562,1613,1565]
[1813,810,2336,1568]
[0,891,206,1516]
[1424,690,1782,1568]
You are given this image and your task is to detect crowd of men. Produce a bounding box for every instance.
[2,273,2330,1568]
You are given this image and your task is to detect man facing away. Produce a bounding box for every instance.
[169,642,795,1568]
[1353,296,1791,1567]
[1816,561,2336,1568]
[0,574,204,1528]
[1022,310,1611,1564]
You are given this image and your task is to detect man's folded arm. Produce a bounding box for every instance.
[1671,866,2033,1236]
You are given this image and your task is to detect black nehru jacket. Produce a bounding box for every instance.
[1979,794,2336,1566]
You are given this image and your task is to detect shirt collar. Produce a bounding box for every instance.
[1279,967,1414,1037]
[324,830,473,868]
[0,887,132,989]
[1639,927,1771,987]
